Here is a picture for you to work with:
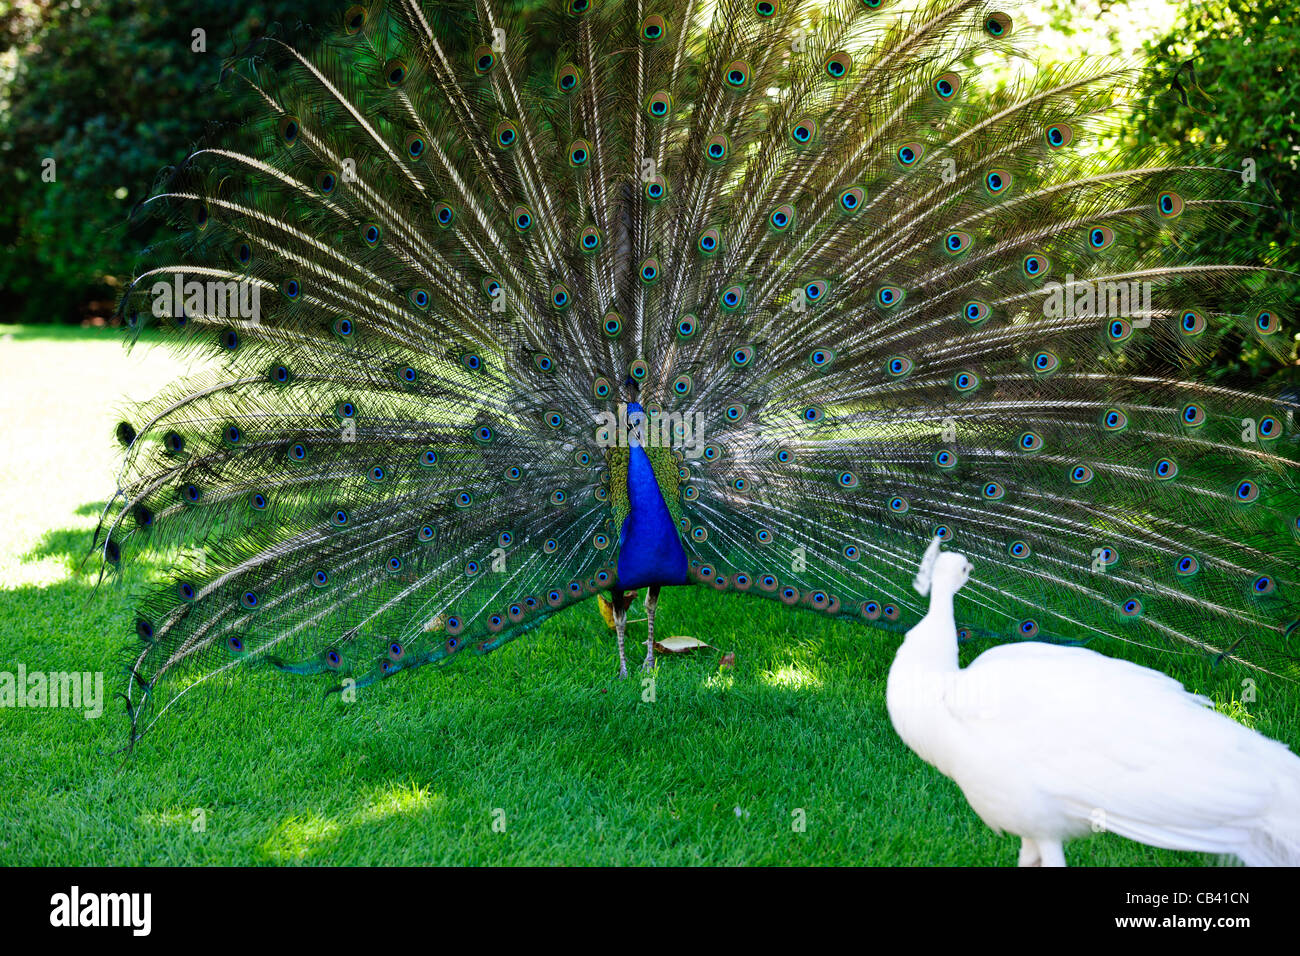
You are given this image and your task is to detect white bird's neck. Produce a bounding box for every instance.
[897,584,960,674]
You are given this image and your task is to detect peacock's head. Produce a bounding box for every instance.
[913,535,973,597]
[626,402,646,446]
[933,551,973,596]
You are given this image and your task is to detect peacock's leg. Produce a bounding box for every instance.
[613,590,631,680]
[642,586,661,672]
[1036,840,1067,867]
[1017,837,1042,867]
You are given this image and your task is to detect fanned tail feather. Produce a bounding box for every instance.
[101,0,1300,744]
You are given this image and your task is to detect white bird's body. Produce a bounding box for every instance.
[887,539,1300,867]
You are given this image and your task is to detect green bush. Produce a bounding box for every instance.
[0,0,555,324]
[0,0,351,322]
[1128,0,1300,389]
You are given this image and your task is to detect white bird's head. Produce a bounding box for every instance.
[913,535,973,598]
[932,551,973,597]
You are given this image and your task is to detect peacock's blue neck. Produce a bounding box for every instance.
[615,406,689,590]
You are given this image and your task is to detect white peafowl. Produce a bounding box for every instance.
[887,536,1300,867]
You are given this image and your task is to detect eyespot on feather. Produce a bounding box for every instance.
[943,231,972,255]
[823,51,852,79]
[1255,310,1281,335]
[723,60,752,90]
[472,46,496,76]
[933,72,961,100]
[984,12,1012,36]
[1087,225,1114,249]
[705,133,730,163]
[790,118,817,147]
[646,90,672,119]
[1044,122,1072,149]
[897,142,924,166]
[1157,190,1184,218]
[962,300,991,326]
[556,63,581,92]
[640,15,668,42]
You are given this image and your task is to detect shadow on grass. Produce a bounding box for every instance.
[74,500,111,518]
[26,524,103,566]
[24,502,167,583]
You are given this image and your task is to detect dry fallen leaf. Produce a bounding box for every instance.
[653,635,712,654]
[597,591,639,628]
[719,652,736,670]
[597,595,616,629]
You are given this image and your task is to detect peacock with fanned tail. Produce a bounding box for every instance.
[100,0,1300,746]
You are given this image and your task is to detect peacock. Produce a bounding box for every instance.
[99,0,1300,747]
[890,536,1300,866]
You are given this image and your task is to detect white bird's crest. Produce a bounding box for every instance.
[912,535,944,597]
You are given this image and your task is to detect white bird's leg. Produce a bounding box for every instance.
[1037,840,1067,867]
[1018,838,1042,867]
[613,591,631,680]
[642,586,661,672]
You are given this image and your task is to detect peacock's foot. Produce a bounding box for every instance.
[1017,838,1042,867]
[640,655,656,673]
[618,663,629,680]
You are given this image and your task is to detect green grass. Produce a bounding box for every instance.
[2,324,1297,866]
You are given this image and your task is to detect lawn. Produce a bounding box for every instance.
[1,324,1295,866]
